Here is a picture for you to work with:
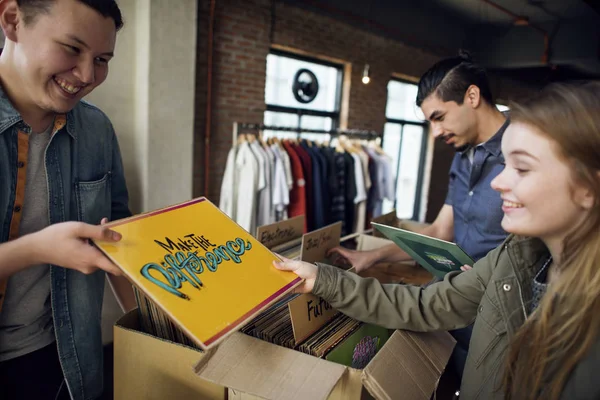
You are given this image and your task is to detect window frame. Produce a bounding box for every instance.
[265,49,344,131]
[383,78,429,221]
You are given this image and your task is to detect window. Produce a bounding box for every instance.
[382,79,428,220]
[263,50,343,141]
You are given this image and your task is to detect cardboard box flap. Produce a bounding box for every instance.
[194,332,346,400]
[116,307,140,329]
[361,330,455,400]
[356,234,393,251]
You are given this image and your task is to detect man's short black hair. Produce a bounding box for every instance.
[17,0,123,31]
[416,50,494,107]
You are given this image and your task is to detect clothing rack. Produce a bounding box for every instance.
[232,122,381,144]
[225,122,393,237]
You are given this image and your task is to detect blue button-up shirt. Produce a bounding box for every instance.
[446,119,509,261]
[0,86,131,400]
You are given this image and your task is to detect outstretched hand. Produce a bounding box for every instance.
[327,246,375,273]
[273,255,318,294]
[35,219,123,276]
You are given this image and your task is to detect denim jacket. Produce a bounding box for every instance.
[0,86,131,400]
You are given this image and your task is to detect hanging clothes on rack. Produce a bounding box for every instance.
[343,150,357,235]
[350,150,367,228]
[249,137,271,228]
[301,140,328,231]
[288,141,313,232]
[219,136,260,233]
[281,140,307,233]
[364,144,396,220]
[271,141,290,221]
[329,146,346,232]
[220,123,394,236]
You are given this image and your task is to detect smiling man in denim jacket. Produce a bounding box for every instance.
[0,1,135,399]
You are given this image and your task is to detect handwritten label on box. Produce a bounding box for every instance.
[289,294,338,344]
[289,222,342,344]
[300,222,342,264]
[256,215,304,249]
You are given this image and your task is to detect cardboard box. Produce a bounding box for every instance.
[113,310,226,400]
[192,234,455,400]
[194,329,454,400]
[356,234,394,251]
[112,229,453,400]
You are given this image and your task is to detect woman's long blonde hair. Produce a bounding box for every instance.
[503,82,600,399]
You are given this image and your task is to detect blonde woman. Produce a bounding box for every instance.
[276,82,600,399]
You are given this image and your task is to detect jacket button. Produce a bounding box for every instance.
[17,161,25,168]
[503,284,512,292]
[14,205,22,212]
[479,306,483,313]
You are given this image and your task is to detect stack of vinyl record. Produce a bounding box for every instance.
[270,237,302,260]
[134,287,198,349]
[296,313,360,358]
[240,291,388,365]
[241,294,299,349]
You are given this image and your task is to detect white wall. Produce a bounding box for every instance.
[86,0,197,214]
[146,1,197,211]
[83,0,197,344]
[85,0,144,212]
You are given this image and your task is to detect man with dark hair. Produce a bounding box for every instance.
[0,0,134,399]
[329,52,509,378]
[416,51,495,109]
[16,0,123,29]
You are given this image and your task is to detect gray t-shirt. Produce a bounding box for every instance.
[0,123,54,361]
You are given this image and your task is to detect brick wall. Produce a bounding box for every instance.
[194,0,441,203]
[194,0,270,202]
[194,0,532,221]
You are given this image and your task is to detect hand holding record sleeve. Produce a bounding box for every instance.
[273,255,318,293]
[371,223,474,279]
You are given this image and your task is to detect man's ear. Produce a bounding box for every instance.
[464,84,481,109]
[0,1,21,43]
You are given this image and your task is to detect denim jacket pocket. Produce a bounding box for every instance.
[75,172,112,224]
